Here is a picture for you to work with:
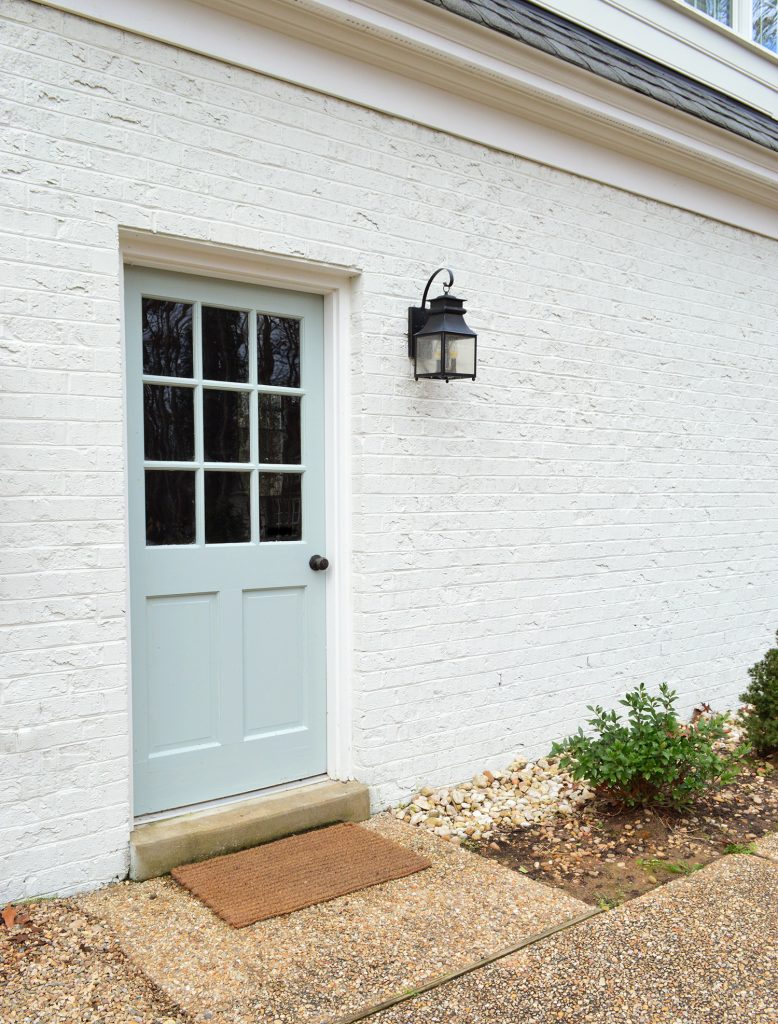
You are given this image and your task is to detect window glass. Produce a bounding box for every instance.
[753,0,778,50]
[205,472,251,544]
[143,384,194,462]
[260,474,302,542]
[145,471,195,545]
[682,0,732,24]
[203,389,250,463]
[258,315,301,387]
[202,306,249,382]
[142,299,193,378]
[259,395,301,465]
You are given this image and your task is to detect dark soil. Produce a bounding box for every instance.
[476,755,778,908]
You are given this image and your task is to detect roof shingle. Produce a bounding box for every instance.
[423,0,778,152]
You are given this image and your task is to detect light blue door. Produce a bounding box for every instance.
[125,268,327,815]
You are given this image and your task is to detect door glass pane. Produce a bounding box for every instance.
[259,395,301,464]
[144,384,194,461]
[260,473,302,542]
[258,315,301,387]
[143,299,193,378]
[205,471,251,544]
[203,389,250,463]
[145,470,195,545]
[753,0,777,50]
[202,307,249,382]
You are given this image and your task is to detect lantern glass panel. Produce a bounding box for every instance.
[416,332,443,376]
[444,333,476,377]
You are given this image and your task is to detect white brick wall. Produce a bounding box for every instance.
[2,0,777,900]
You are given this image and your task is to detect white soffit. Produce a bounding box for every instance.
[34,0,778,238]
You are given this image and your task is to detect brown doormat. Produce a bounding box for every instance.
[170,822,431,927]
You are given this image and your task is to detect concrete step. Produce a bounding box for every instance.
[129,780,371,881]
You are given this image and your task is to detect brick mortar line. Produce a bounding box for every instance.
[3,74,777,277]
[323,907,604,1024]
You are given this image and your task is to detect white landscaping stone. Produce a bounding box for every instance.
[394,754,592,841]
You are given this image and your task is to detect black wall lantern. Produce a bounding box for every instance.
[408,267,477,382]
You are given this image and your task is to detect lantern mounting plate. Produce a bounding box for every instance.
[408,266,454,357]
[407,304,429,357]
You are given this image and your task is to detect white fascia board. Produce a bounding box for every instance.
[529,0,778,115]
[35,0,778,238]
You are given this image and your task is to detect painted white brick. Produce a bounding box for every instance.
[1,0,777,902]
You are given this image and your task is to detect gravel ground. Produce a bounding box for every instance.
[0,899,188,1024]
[755,831,778,861]
[394,756,593,841]
[371,853,778,1024]
[79,816,586,1024]
[5,819,775,1024]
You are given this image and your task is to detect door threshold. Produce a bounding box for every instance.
[129,778,370,881]
[134,774,330,825]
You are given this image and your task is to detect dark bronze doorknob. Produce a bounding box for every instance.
[309,555,329,571]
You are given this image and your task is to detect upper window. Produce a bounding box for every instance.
[753,0,778,50]
[681,0,777,53]
[684,0,732,24]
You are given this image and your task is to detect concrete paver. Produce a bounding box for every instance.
[373,853,778,1024]
[80,815,586,1024]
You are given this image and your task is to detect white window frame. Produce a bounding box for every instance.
[678,0,777,50]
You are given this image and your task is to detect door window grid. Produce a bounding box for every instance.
[142,296,304,546]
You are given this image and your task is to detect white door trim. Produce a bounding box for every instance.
[119,228,358,813]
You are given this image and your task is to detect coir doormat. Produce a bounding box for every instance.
[171,822,431,927]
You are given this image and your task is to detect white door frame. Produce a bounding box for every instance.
[119,228,358,818]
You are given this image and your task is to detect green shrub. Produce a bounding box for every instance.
[740,632,778,755]
[551,683,744,808]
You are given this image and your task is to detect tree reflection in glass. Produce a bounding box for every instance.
[143,384,194,461]
[205,472,251,543]
[259,395,301,465]
[753,0,777,50]
[682,0,732,23]
[203,389,250,463]
[145,470,196,545]
[142,299,193,377]
[258,316,301,387]
[260,474,302,541]
[203,307,249,382]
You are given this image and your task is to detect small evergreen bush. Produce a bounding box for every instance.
[740,632,778,755]
[551,683,744,808]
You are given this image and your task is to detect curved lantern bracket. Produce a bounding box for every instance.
[420,267,454,309]
[408,268,454,356]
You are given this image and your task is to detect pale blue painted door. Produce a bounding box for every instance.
[125,267,327,815]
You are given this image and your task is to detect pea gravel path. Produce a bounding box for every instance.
[0,899,187,1024]
[371,852,778,1024]
[79,815,587,1023]
[755,831,778,861]
[5,820,777,1024]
